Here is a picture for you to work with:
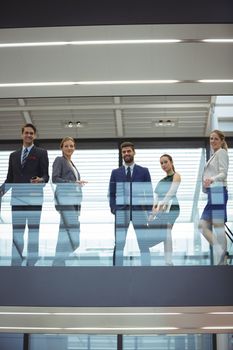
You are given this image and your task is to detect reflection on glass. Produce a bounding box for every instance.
[0,333,23,350]
[123,334,213,350]
[30,334,117,350]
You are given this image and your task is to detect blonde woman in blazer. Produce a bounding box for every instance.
[52,137,87,266]
[199,130,229,265]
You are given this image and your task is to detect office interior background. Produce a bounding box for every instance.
[0,1,233,349]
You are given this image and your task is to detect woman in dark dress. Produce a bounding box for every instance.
[151,154,181,265]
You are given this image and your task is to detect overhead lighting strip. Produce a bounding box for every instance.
[78,80,179,85]
[66,327,180,331]
[0,311,182,316]
[53,312,182,316]
[0,312,53,315]
[0,327,64,331]
[0,80,179,87]
[0,82,74,87]
[0,39,181,48]
[202,326,233,330]
[0,38,232,48]
[208,312,233,315]
[0,326,179,331]
[198,79,233,83]
[203,39,233,43]
[0,79,233,88]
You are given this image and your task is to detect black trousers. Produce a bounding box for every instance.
[53,205,80,265]
[11,205,42,266]
[113,209,151,266]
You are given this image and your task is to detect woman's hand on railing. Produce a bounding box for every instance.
[76,179,88,186]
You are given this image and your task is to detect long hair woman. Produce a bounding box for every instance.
[151,154,181,265]
[199,130,229,265]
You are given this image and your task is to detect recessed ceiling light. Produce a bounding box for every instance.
[64,121,84,128]
[155,119,175,127]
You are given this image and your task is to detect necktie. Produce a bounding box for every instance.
[21,148,28,167]
[126,166,131,182]
[126,166,132,219]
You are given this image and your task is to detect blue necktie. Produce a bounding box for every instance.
[21,148,28,167]
[126,167,132,219]
[126,166,131,182]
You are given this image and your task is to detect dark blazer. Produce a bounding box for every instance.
[52,156,82,206]
[2,146,49,206]
[109,164,153,214]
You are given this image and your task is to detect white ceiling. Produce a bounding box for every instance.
[0,24,232,140]
[0,95,213,139]
[0,24,233,97]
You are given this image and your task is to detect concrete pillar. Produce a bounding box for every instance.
[210,104,219,131]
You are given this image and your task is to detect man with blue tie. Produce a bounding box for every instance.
[109,141,153,266]
[0,123,49,266]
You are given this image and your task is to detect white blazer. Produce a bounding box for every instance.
[203,148,229,190]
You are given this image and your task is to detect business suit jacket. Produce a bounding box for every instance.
[52,156,82,206]
[2,145,49,205]
[109,164,153,214]
[203,148,229,191]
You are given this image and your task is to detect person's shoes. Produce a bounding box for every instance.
[218,251,229,265]
[52,259,65,266]
[11,258,23,266]
[26,258,38,266]
[223,251,229,265]
[165,262,174,266]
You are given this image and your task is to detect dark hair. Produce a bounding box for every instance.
[120,141,135,151]
[160,154,175,172]
[210,129,228,151]
[21,123,37,134]
[60,136,76,149]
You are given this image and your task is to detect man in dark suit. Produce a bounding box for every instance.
[0,123,49,266]
[109,141,153,266]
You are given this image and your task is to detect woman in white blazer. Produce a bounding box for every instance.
[52,137,87,266]
[199,130,229,265]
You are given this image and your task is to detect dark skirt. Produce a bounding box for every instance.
[167,204,180,226]
[201,186,228,223]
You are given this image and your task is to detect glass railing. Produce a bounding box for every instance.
[1,333,233,350]
[0,332,227,350]
[0,181,232,267]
